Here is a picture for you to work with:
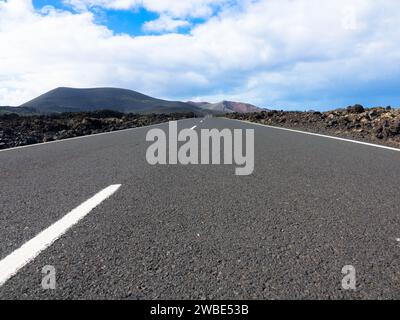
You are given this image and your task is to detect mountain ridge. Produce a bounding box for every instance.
[19,87,207,115]
[1,87,263,115]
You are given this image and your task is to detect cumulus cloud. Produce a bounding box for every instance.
[64,0,230,18]
[142,15,190,33]
[1,0,400,109]
[63,0,138,11]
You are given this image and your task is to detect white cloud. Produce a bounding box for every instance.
[140,0,229,18]
[142,15,190,33]
[1,0,400,109]
[63,0,140,11]
[64,0,230,18]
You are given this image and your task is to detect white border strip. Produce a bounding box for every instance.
[230,119,400,152]
[0,184,122,287]
[0,118,196,153]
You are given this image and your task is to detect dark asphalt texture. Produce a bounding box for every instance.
[0,117,400,299]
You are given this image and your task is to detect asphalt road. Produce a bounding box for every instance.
[0,117,400,300]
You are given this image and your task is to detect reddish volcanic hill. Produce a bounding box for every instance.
[188,100,263,113]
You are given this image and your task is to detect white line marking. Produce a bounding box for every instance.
[230,119,400,152]
[0,118,196,153]
[0,184,121,287]
[190,125,197,130]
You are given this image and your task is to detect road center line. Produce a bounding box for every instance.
[0,184,122,287]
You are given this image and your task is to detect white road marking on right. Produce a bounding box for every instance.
[0,184,122,287]
[232,119,400,152]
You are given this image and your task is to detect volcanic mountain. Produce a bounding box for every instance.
[19,87,208,115]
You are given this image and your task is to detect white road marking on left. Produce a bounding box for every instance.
[0,184,122,287]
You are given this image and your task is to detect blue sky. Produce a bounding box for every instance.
[33,1,169,35]
[1,0,400,110]
[32,0,213,35]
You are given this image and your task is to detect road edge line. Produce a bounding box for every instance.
[227,118,400,152]
[0,118,197,153]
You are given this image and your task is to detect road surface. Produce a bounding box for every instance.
[0,117,399,299]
